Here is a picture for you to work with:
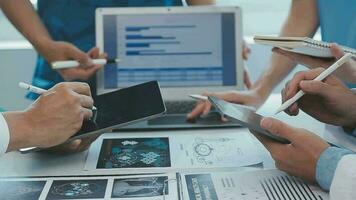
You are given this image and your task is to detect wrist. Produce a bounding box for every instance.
[34,37,55,59]
[3,111,37,151]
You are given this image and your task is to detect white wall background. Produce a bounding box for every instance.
[0,48,35,110]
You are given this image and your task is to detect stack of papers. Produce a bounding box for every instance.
[0,169,328,200]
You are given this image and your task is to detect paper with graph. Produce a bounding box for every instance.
[179,169,328,200]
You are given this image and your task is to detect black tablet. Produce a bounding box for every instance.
[20,81,166,153]
[208,96,290,144]
[72,80,166,140]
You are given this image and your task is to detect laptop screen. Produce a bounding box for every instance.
[99,9,239,90]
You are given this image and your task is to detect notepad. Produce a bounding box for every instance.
[254,35,356,58]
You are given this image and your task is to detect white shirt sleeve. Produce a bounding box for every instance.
[330,155,356,200]
[0,113,10,155]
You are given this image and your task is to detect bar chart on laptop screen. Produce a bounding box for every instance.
[103,13,236,89]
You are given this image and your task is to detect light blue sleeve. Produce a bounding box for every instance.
[316,146,354,191]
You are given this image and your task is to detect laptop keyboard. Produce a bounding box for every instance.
[165,100,197,114]
[118,100,242,130]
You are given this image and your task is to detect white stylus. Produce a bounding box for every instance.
[189,94,208,101]
[275,53,352,114]
[51,58,121,69]
[18,82,47,94]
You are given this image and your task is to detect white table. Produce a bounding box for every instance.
[0,94,325,178]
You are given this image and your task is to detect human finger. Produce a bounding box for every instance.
[63,65,101,80]
[243,66,252,89]
[242,46,251,60]
[187,102,208,119]
[87,47,100,58]
[66,45,92,68]
[81,107,93,120]
[260,117,299,142]
[78,94,94,109]
[202,102,212,116]
[299,80,335,99]
[250,129,286,153]
[282,87,297,115]
[61,82,92,96]
[330,43,345,59]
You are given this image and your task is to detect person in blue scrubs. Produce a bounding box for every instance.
[316,0,356,88]
[0,0,214,152]
[0,0,215,100]
[317,0,356,55]
[188,0,356,119]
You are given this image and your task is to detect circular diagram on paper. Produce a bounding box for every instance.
[194,143,213,156]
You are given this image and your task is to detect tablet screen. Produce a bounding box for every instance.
[73,81,165,139]
[208,96,290,144]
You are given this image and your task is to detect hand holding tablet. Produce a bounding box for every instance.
[20,81,166,153]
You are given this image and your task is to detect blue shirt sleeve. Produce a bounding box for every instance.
[316,146,354,191]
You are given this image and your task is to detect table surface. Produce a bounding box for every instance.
[0,94,325,178]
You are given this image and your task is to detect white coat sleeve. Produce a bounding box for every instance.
[330,155,356,200]
[0,113,10,155]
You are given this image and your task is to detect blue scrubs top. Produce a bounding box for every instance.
[317,0,356,48]
[29,0,183,99]
[317,0,356,88]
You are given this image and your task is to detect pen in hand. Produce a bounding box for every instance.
[51,58,121,69]
[275,53,352,114]
[18,82,97,111]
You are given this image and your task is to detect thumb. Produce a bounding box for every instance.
[87,47,100,58]
[67,45,92,67]
[68,139,82,150]
[260,117,298,142]
[299,80,333,98]
[330,43,345,59]
[243,67,252,89]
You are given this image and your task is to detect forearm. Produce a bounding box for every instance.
[2,111,35,152]
[186,0,215,5]
[0,0,52,53]
[252,0,319,98]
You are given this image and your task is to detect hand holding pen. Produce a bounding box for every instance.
[41,43,113,81]
[275,53,352,114]
[19,82,97,111]
[52,58,121,69]
[14,82,96,152]
[280,67,356,129]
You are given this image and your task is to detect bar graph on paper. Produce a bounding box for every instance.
[114,14,223,87]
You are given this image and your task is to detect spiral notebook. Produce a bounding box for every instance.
[254,35,356,58]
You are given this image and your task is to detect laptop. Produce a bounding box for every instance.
[95,6,244,130]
